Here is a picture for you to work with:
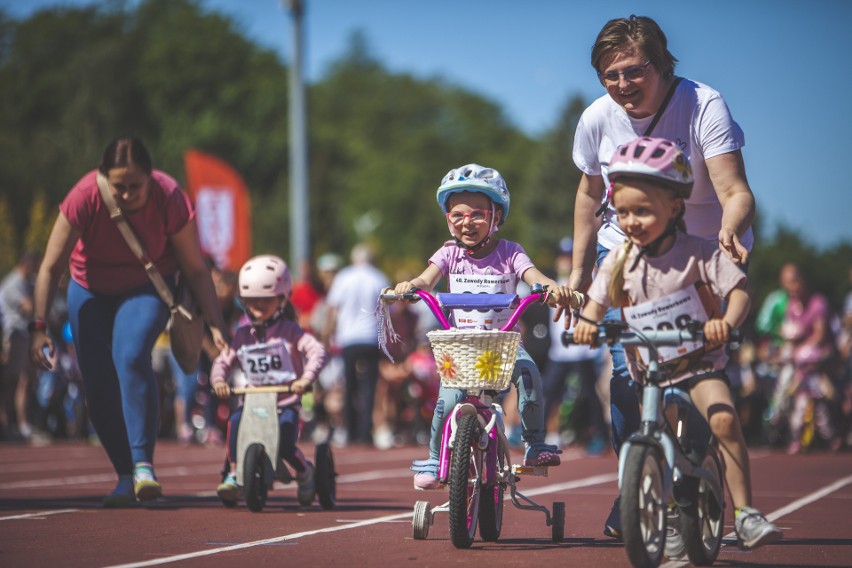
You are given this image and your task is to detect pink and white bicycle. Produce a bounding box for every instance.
[380,285,565,548]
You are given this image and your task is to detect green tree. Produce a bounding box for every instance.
[0,196,18,274]
[23,191,55,254]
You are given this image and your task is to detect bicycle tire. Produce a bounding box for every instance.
[244,443,268,512]
[478,436,505,542]
[680,449,725,565]
[448,413,483,549]
[412,500,431,540]
[315,442,337,510]
[621,444,666,568]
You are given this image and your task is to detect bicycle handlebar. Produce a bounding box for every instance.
[380,286,550,331]
[230,384,313,396]
[562,322,743,348]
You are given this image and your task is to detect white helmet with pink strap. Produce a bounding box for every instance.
[238,255,292,298]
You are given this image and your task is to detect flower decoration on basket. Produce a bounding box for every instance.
[475,350,502,382]
[436,352,457,380]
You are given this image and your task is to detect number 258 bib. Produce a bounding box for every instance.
[237,341,297,386]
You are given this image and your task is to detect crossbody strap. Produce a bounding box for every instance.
[643,77,682,137]
[95,173,192,319]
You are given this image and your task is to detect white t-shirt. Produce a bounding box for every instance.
[326,262,389,347]
[573,78,753,252]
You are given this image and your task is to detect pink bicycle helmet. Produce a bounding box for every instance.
[608,137,694,198]
[238,255,292,298]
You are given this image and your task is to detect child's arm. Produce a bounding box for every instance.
[573,299,608,346]
[393,264,443,296]
[210,345,237,399]
[704,283,750,346]
[292,330,328,395]
[522,267,584,324]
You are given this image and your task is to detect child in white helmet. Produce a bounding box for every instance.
[391,163,578,490]
[573,137,782,553]
[211,255,327,506]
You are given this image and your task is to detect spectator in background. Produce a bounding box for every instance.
[324,244,389,446]
[542,238,607,455]
[779,263,841,453]
[0,251,41,441]
[290,258,325,334]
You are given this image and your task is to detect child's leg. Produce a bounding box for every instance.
[428,386,466,460]
[513,347,546,446]
[513,347,561,466]
[690,378,752,508]
[225,409,243,465]
[278,407,309,475]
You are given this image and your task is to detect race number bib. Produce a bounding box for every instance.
[622,286,709,367]
[449,273,518,329]
[237,341,297,386]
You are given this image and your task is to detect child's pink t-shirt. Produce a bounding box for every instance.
[60,169,194,295]
[588,232,746,384]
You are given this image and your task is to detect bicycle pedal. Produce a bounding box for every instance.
[511,464,549,477]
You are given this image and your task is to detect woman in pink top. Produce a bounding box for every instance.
[210,255,327,507]
[29,137,229,506]
[574,137,781,553]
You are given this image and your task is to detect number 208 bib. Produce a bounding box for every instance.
[621,284,719,376]
[237,341,296,386]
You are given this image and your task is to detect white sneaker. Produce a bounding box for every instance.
[736,507,783,550]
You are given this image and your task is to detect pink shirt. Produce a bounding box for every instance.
[210,318,328,407]
[60,169,194,295]
[589,232,745,384]
[428,240,535,287]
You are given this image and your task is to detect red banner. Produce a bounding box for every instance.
[183,149,252,272]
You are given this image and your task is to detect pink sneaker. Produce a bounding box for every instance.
[413,472,443,490]
[524,444,562,466]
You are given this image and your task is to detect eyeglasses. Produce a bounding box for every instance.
[446,209,492,226]
[598,61,652,85]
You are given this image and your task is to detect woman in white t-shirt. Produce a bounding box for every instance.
[568,15,757,539]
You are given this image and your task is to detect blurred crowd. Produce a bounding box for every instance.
[2,246,851,457]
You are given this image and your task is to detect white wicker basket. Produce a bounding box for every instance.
[426,329,521,390]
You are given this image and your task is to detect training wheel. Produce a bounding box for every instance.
[551,501,565,543]
[413,501,431,540]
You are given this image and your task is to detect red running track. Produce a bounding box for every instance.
[1,440,851,567]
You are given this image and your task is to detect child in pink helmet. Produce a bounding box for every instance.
[210,255,327,507]
[573,137,782,554]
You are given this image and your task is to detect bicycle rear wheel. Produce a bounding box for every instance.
[680,449,725,565]
[478,436,505,542]
[449,413,483,549]
[621,444,666,568]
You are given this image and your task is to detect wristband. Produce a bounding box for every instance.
[28,318,47,333]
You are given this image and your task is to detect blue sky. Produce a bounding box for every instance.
[5,0,852,249]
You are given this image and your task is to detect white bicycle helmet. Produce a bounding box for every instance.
[238,255,292,298]
[436,163,510,224]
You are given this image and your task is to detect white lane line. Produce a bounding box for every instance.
[0,509,79,521]
[660,473,852,568]
[101,471,618,567]
[0,466,205,490]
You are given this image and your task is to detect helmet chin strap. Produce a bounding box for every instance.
[450,202,498,256]
[628,219,678,272]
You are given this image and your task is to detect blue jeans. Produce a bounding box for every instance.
[596,244,640,453]
[428,346,544,460]
[68,278,170,474]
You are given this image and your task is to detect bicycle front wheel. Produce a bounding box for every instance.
[680,449,725,565]
[621,444,666,568]
[449,413,484,549]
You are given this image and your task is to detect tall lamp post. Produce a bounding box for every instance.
[284,0,309,274]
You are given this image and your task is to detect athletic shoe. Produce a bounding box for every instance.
[102,475,135,508]
[217,472,239,504]
[413,471,443,490]
[297,462,315,506]
[604,496,622,539]
[523,442,562,467]
[735,507,783,550]
[665,506,686,559]
[133,462,162,501]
